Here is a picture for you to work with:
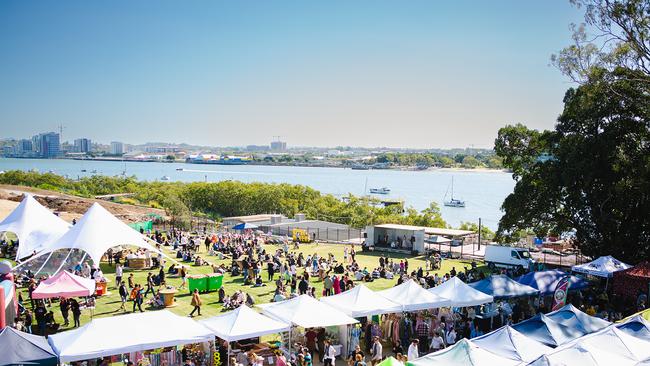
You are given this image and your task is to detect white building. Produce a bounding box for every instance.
[73,138,91,153]
[110,141,124,155]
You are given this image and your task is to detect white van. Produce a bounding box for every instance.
[484,245,534,270]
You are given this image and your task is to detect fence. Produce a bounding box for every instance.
[265,226,363,243]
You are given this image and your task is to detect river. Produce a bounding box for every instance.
[0,158,515,230]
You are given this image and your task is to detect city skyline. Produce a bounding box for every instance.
[1,1,585,148]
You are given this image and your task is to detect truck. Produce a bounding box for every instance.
[484,245,535,270]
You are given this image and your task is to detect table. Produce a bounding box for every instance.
[158,288,178,308]
[128,257,150,269]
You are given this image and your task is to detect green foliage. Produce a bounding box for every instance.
[459,221,495,240]
[374,151,502,169]
[494,67,650,263]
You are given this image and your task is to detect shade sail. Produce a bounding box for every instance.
[377,279,451,311]
[0,194,70,260]
[0,326,57,366]
[515,270,589,296]
[48,310,214,362]
[427,277,493,307]
[617,315,650,341]
[32,270,96,299]
[320,284,402,317]
[468,274,539,299]
[35,203,162,265]
[572,256,631,278]
[258,294,358,328]
[232,222,258,230]
[407,339,520,366]
[512,313,585,347]
[546,304,611,334]
[199,305,290,342]
[471,325,552,363]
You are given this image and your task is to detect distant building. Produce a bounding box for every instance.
[38,132,60,158]
[144,146,180,154]
[73,138,91,153]
[270,140,287,151]
[110,141,124,155]
[246,145,268,152]
[17,139,33,153]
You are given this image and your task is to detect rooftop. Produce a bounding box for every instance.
[373,223,474,237]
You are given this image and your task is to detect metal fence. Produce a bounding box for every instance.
[266,226,363,243]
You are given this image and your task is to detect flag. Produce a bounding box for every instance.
[552,275,571,311]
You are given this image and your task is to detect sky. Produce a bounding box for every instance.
[0,1,585,149]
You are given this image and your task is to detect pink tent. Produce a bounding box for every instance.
[32,271,96,299]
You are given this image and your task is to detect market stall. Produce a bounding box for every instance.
[468,274,540,300]
[427,277,493,307]
[572,256,631,278]
[471,325,552,363]
[259,294,358,328]
[0,326,58,366]
[31,270,96,299]
[406,339,520,366]
[512,313,584,347]
[48,310,214,363]
[616,315,650,340]
[377,279,451,311]
[515,269,589,296]
[613,261,650,299]
[320,284,402,317]
[546,304,611,334]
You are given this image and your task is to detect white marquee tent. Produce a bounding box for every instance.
[427,277,493,307]
[28,203,164,266]
[546,304,611,334]
[471,325,552,363]
[320,284,402,317]
[377,279,451,312]
[199,305,290,342]
[408,339,520,366]
[617,315,650,341]
[0,194,70,260]
[258,294,358,328]
[572,255,632,278]
[48,310,214,362]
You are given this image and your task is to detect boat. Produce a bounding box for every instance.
[351,163,370,170]
[161,176,171,181]
[91,169,98,174]
[81,169,87,172]
[369,187,391,195]
[176,168,184,171]
[443,177,466,207]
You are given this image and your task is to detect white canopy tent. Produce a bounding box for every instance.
[427,277,493,307]
[258,294,358,328]
[546,304,611,334]
[0,194,70,260]
[320,284,402,317]
[408,339,520,366]
[572,255,632,278]
[199,305,290,342]
[48,310,214,362]
[377,279,451,311]
[23,202,165,267]
[471,325,552,363]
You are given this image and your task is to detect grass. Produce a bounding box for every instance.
[16,242,483,332]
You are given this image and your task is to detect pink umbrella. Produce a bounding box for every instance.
[32,271,96,299]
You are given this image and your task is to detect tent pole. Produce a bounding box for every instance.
[33,251,54,276]
[228,341,231,366]
[54,250,81,275]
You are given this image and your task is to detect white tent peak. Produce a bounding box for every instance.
[199,305,290,342]
[547,303,611,334]
[320,284,402,317]
[428,276,494,307]
[259,294,358,328]
[36,202,161,265]
[572,255,631,278]
[0,194,70,260]
[472,325,552,362]
[377,279,452,311]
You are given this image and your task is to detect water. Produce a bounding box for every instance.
[0,158,515,230]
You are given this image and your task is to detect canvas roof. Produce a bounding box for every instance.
[34,202,162,265]
[32,270,96,299]
[199,305,290,342]
[471,325,552,362]
[407,339,520,366]
[0,326,57,366]
[572,256,632,278]
[515,269,589,296]
[0,194,70,260]
[512,313,585,347]
[258,294,358,328]
[320,284,402,317]
[377,279,452,311]
[48,310,214,362]
[546,304,611,334]
[468,274,540,299]
[373,224,473,237]
[428,277,493,307]
[616,261,650,279]
[617,315,650,341]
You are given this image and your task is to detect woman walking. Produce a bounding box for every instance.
[189,288,202,317]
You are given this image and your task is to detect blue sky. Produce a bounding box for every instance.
[0,1,584,148]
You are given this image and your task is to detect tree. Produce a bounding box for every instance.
[494,67,650,263]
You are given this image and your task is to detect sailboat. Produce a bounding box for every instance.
[444,176,466,208]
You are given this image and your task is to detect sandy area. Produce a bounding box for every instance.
[0,185,167,224]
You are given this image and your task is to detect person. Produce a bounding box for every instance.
[275,351,288,366]
[370,336,383,366]
[34,301,47,335]
[416,320,429,353]
[353,354,366,366]
[70,298,81,327]
[248,353,263,366]
[179,266,187,289]
[445,327,457,346]
[115,263,123,287]
[127,273,135,289]
[392,340,403,357]
[190,288,202,317]
[348,345,364,366]
[24,309,32,333]
[429,332,445,352]
[59,297,70,326]
[118,281,128,312]
[132,284,144,313]
[407,339,419,361]
[323,339,336,366]
[144,272,156,297]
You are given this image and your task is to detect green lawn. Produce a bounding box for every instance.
[17,242,483,333]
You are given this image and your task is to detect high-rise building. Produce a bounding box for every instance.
[110,141,124,155]
[270,140,287,151]
[73,138,92,153]
[39,132,60,158]
[31,135,41,154]
[17,139,33,153]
